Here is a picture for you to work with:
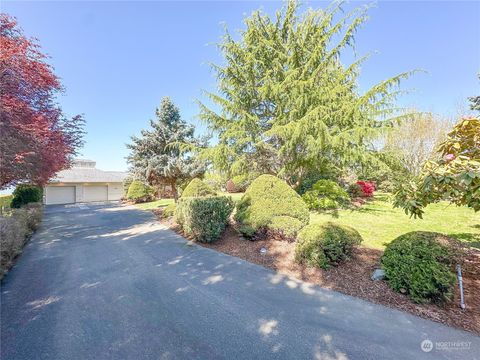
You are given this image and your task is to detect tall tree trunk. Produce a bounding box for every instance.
[172,181,178,203]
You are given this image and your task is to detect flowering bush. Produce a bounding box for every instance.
[348,181,375,198]
[394,117,480,218]
[356,181,375,197]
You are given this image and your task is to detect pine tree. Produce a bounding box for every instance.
[127,97,205,201]
[198,1,414,186]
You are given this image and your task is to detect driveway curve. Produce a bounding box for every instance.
[1,203,478,359]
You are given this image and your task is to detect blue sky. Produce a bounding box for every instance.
[3,0,480,172]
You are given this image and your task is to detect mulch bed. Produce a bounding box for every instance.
[153,209,480,334]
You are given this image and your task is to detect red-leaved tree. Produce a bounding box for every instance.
[0,14,84,189]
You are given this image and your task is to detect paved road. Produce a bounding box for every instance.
[1,203,479,360]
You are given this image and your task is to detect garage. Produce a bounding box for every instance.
[45,186,76,205]
[83,185,108,202]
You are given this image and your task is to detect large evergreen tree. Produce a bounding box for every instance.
[198,1,413,186]
[127,97,205,201]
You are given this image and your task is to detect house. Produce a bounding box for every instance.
[44,159,127,205]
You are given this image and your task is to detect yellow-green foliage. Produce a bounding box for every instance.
[127,181,153,202]
[235,175,309,237]
[295,223,362,269]
[181,178,216,198]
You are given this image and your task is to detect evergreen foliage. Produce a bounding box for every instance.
[199,1,413,185]
[127,97,206,201]
[11,185,43,208]
[295,223,363,269]
[126,181,154,203]
[235,174,309,237]
[381,231,459,304]
[181,178,216,198]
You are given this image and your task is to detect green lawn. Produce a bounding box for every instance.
[134,192,245,211]
[135,198,174,210]
[310,193,480,249]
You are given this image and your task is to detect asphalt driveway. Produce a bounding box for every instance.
[1,203,479,359]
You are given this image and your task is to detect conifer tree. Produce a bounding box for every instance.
[127,97,205,201]
[198,1,414,186]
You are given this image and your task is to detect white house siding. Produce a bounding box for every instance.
[44,183,123,204]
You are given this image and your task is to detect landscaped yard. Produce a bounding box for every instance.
[135,192,245,210]
[310,193,480,249]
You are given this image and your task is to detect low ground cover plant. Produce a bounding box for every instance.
[176,196,234,243]
[302,179,350,210]
[127,181,154,203]
[235,175,309,238]
[0,203,43,278]
[11,185,43,208]
[381,231,461,304]
[181,178,216,198]
[295,223,363,269]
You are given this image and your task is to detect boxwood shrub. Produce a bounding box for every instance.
[175,196,234,243]
[235,175,309,238]
[181,178,216,198]
[127,181,154,203]
[11,185,43,208]
[295,223,363,269]
[381,231,460,304]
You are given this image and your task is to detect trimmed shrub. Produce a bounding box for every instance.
[175,196,234,243]
[302,180,350,211]
[268,216,304,239]
[235,175,309,238]
[295,223,363,269]
[381,231,460,304]
[162,203,176,218]
[181,178,216,198]
[126,181,154,203]
[225,180,236,193]
[11,185,43,208]
[1,205,43,278]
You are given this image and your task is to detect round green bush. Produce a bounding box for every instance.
[162,203,176,218]
[268,216,304,239]
[381,231,459,304]
[295,223,363,269]
[235,175,309,237]
[126,181,154,202]
[302,180,349,211]
[11,185,43,208]
[181,178,216,198]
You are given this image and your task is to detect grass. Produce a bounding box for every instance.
[134,192,245,210]
[310,193,480,249]
[0,194,13,208]
[135,198,174,210]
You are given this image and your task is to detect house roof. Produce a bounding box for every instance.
[49,160,128,183]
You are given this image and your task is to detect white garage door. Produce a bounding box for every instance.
[84,186,108,202]
[46,186,75,205]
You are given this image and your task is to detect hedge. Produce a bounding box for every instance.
[235,175,309,238]
[11,185,43,208]
[381,231,460,304]
[295,223,363,269]
[176,196,234,243]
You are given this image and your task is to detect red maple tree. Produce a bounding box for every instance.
[0,14,84,189]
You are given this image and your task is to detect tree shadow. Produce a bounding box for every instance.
[448,233,480,249]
